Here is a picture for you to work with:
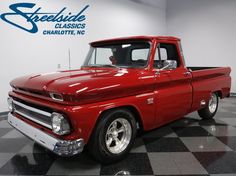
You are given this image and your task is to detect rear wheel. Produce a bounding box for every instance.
[198,92,219,119]
[88,108,137,164]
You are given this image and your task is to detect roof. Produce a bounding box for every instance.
[91,36,180,45]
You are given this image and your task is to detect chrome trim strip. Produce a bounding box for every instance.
[15,110,52,129]
[13,100,51,117]
[8,113,84,156]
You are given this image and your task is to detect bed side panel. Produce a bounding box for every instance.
[190,67,231,112]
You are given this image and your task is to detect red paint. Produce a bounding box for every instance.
[9,36,231,143]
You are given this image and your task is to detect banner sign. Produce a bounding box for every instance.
[0,2,89,36]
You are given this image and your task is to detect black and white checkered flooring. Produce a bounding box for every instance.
[0,97,236,175]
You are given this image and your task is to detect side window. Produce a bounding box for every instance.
[154,48,167,61]
[153,43,180,69]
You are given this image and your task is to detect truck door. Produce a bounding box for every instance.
[153,42,192,125]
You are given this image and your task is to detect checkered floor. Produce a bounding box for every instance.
[0,97,236,176]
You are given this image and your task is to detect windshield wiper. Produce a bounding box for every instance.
[85,64,120,69]
[100,64,120,69]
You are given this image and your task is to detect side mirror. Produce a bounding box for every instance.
[161,60,177,70]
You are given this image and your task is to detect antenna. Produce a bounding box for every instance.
[68,49,71,70]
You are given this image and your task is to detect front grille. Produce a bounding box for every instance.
[13,97,53,113]
[13,100,52,129]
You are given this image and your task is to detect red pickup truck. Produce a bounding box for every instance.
[7,36,231,163]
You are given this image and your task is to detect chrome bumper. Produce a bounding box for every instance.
[8,113,84,156]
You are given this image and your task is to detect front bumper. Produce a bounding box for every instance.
[8,113,84,156]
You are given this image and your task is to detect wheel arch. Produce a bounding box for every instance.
[217,90,223,99]
[212,90,223,99]
[88,105,144,143]
[100,105,143,131]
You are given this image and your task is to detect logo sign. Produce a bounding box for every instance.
[0,3,89,35]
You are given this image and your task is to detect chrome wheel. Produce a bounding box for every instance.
[105,118,132,154]
[209,93,218,113]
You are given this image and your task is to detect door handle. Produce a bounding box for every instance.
[183,71,191,76]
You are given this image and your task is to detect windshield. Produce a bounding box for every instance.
[83,42,150,68]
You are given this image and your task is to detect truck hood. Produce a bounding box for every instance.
[10,68,154,104]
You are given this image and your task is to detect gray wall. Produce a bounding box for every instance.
[167,0,236,92]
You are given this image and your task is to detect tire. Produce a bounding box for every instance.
[198,92,219,119]
[88,108,137,164]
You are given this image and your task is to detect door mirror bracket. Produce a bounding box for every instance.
[160,60,177,71]
[155,60,177,75]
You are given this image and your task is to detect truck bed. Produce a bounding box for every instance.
[187,66,231,112]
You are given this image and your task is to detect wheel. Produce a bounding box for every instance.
[88,108,137,164]
[198,92,219,119]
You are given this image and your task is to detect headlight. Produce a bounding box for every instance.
[51,112,70,135]
[7,97,14,112]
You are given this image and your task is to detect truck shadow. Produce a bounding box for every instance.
[133,116,228,150]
